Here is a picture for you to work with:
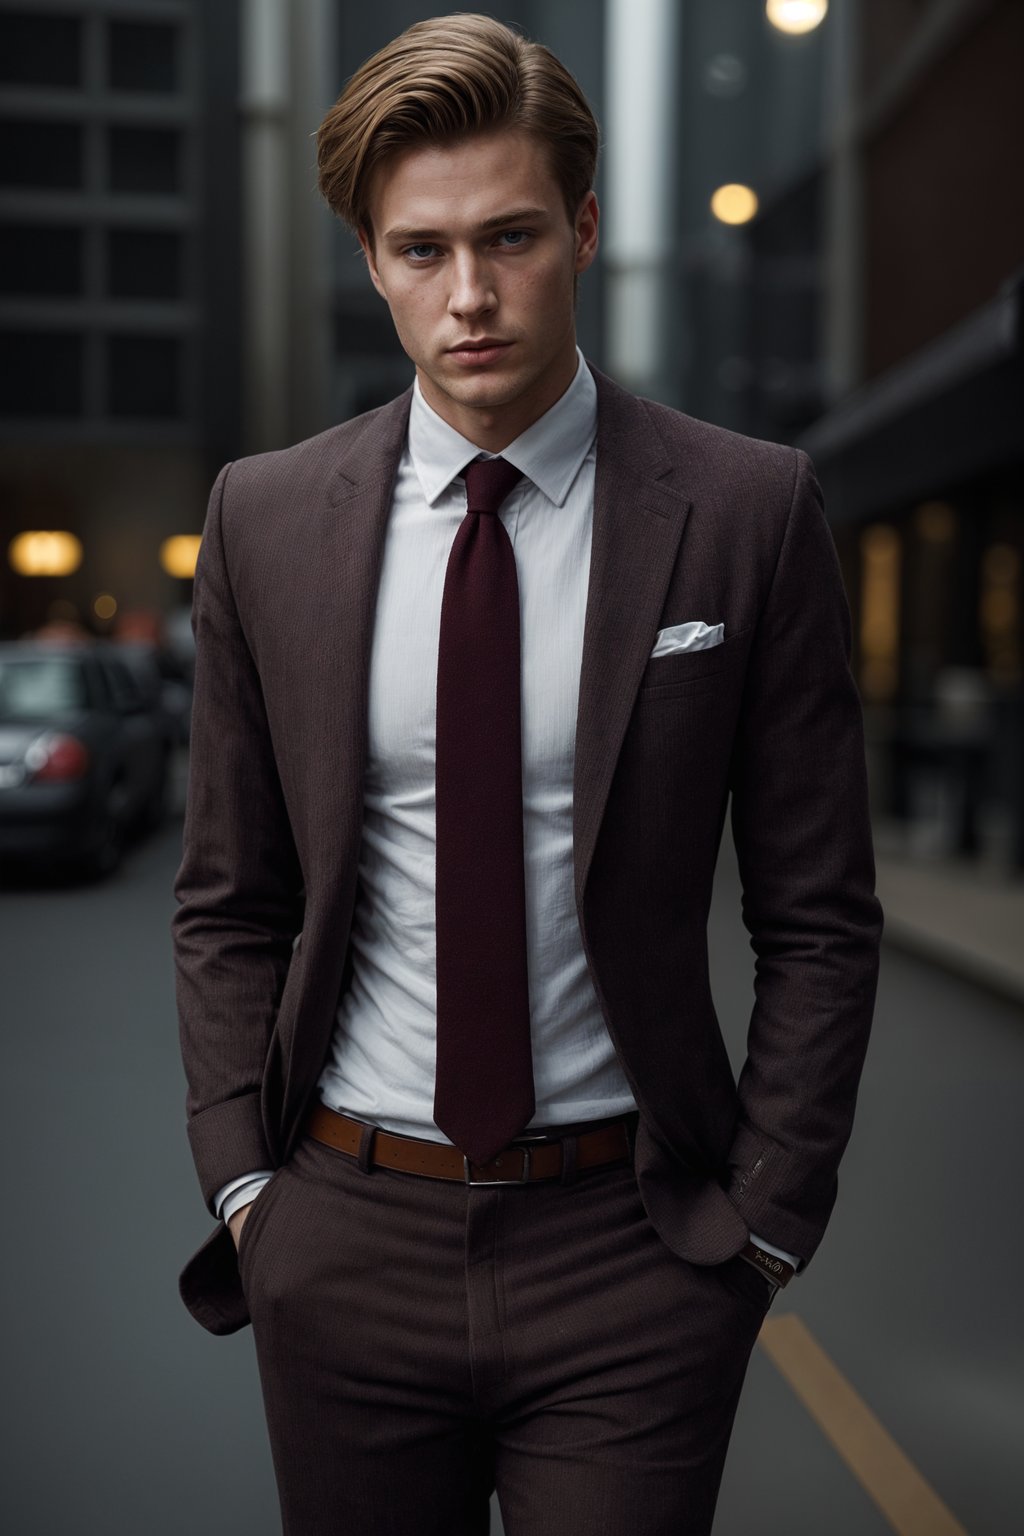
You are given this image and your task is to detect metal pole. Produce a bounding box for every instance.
[604,0,682,399]
[240,0,290,452]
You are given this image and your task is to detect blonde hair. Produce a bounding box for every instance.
[316,13,599,238]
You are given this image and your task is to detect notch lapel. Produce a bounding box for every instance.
[279,387,412,1135]
[313,387,413,878]
[573,367,693,907]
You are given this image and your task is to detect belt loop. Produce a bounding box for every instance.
[559,1132,579,1185]
[357,1121,377,1173]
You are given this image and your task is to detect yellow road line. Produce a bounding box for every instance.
[758,1313,968,1536]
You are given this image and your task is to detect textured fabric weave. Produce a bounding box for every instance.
[239,1127,774,1535]
[173,361,883,1340]
[434,456,536,1164]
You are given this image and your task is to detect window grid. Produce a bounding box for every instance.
[0,0,199,433]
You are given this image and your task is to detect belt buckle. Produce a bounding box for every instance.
[463,1145,532,1185]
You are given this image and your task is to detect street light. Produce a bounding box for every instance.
[8,531,83,577]
[765,1,828,36]
[160,534,202,579]
[710,183,759,226]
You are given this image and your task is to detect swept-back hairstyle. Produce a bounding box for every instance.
[315,13,599,238]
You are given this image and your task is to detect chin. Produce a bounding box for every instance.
[438,374,525,410]
[461,378,525,406]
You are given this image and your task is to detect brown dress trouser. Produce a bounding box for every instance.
[237,1113,774,1536]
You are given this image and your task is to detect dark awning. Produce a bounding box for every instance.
[795,269,1023,523]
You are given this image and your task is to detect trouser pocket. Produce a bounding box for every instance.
[711,1252,777,1314]
[236,1166,289,1287]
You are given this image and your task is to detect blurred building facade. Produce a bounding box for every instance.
[0,0,242,637]
[3,0,1022,866]
[797,0,1024,873]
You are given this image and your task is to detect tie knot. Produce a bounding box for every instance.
[463,456,523,516]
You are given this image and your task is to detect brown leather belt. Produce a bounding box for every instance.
[305,1103,793,1286]
[305,1102,637,1185]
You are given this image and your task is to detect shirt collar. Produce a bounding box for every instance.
[408,346,597,508]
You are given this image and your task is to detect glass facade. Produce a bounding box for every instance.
[0,2,201,435]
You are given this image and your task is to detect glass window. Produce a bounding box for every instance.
[0,331,82,416]
[106,334,182,417]
[0,13,81,89]
[108,21,179,94]
[108,126,181,194]
[0,120,82,189]
[0,225,83,297]
[107,227,182,299]
[0,658,88,719]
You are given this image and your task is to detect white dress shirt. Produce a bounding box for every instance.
[214,349,799,1274]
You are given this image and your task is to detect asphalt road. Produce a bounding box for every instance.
[1,781,1020,1535]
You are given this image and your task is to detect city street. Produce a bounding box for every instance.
[2,2,1021,1532]
[1,784,1020,1535]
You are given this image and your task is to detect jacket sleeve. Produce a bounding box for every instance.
[724,447,884,1265]
[172,462,305,1213]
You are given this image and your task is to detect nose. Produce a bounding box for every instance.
[447,248,496,321]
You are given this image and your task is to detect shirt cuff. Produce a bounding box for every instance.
[749,1231,801,1270]
[214,1171,275,1222]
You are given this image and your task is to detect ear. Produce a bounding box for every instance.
[357,224,387,299]
[574,191,599,276]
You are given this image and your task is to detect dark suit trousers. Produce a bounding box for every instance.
[237,1115,774,1536]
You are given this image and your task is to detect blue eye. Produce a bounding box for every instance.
[405,244,437,261]
[499,230,528,246]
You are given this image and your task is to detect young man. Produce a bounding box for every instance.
[172,14,883,1534]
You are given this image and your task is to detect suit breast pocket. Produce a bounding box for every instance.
[637,624,752,696]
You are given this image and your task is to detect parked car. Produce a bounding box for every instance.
[116,639,194,748]
[0,640,170,878]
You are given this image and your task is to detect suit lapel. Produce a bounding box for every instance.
[308,367,691,921]
[573,367,693,907]
[308,387,413,892]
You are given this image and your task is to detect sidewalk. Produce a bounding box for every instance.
[873,819,1024,1007]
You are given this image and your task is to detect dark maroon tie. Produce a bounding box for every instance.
[433,456,535,1166]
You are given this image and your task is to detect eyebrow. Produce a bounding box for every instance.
[382,208,550,244]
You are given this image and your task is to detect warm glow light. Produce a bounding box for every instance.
[9,530,83,576]
[980,541,1020,682]
[860,524,901,701]
[914,500,956,544]
[710,183,759,225]
[766,0,828,35]
[94,593,117,620]
[161,534,202,579]
[983,542,1020,584]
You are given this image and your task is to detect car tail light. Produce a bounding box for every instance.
[24,732,91,781]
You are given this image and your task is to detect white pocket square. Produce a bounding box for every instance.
[649,621,725,658]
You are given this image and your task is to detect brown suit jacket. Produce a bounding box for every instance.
[172,362,883,1335]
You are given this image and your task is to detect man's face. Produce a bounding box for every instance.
[359,128,599,447]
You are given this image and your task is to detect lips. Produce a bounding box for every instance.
[446,339,514,366]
